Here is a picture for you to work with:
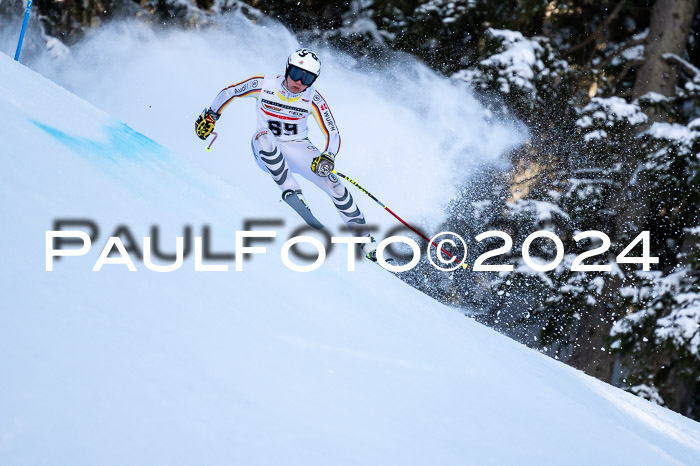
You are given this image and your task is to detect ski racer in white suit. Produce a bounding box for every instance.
[195,48,378,260]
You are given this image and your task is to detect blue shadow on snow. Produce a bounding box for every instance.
[31,119,170,163]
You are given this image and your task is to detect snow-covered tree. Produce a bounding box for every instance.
[609,112,700,416]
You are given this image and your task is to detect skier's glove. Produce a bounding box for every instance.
[311,151,335,177]
[195,108,219,140]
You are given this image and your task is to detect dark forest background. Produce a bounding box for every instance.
[2,0,699,421]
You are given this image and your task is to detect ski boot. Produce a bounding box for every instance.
[362,236,379,262]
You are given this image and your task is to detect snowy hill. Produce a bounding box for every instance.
[2,49,700,466]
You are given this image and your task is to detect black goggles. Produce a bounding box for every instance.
[287,65,318,86]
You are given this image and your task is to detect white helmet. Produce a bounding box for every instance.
[286,48,321,86]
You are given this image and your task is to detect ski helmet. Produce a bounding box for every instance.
[285,48,321,86]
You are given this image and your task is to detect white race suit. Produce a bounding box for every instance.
[209,75,368,235]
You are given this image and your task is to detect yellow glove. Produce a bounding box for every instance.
[195,108,219,140]
[311,151,335,177]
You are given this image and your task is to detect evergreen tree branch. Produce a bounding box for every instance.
[594,39,646,69]
[662,53,700,78]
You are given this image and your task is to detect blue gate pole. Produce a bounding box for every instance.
[14,0,33,61]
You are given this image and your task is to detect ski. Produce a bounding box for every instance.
[282,189,324,230]
[364,249,397,272]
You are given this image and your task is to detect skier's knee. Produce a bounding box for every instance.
[253,130,277,154]
[327,172,343,189]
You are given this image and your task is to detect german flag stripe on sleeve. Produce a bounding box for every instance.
[223,75,264,90]
[314,90,338,125]
[219,88,261,112]
[311,102,331,151]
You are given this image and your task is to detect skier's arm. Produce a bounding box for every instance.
[209,76,264,116]
[310,90,341,155]
[196,76,263,140]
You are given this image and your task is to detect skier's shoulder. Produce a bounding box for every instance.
[225,74,265,91]
[309,85,328,105]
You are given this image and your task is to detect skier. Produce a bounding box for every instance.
[195,48,379,261]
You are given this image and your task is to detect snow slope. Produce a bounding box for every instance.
[1,51,700,466]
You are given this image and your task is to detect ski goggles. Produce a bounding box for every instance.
[287,65,318,86]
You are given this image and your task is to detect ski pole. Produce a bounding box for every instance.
[205,131,218,152]
[332,170,468,269]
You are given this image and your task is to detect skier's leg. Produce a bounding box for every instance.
[251,131,323,228]
[283,140,370,237]
[318,173,370,236]
[250,129,301,194]
[313,169,378,258]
